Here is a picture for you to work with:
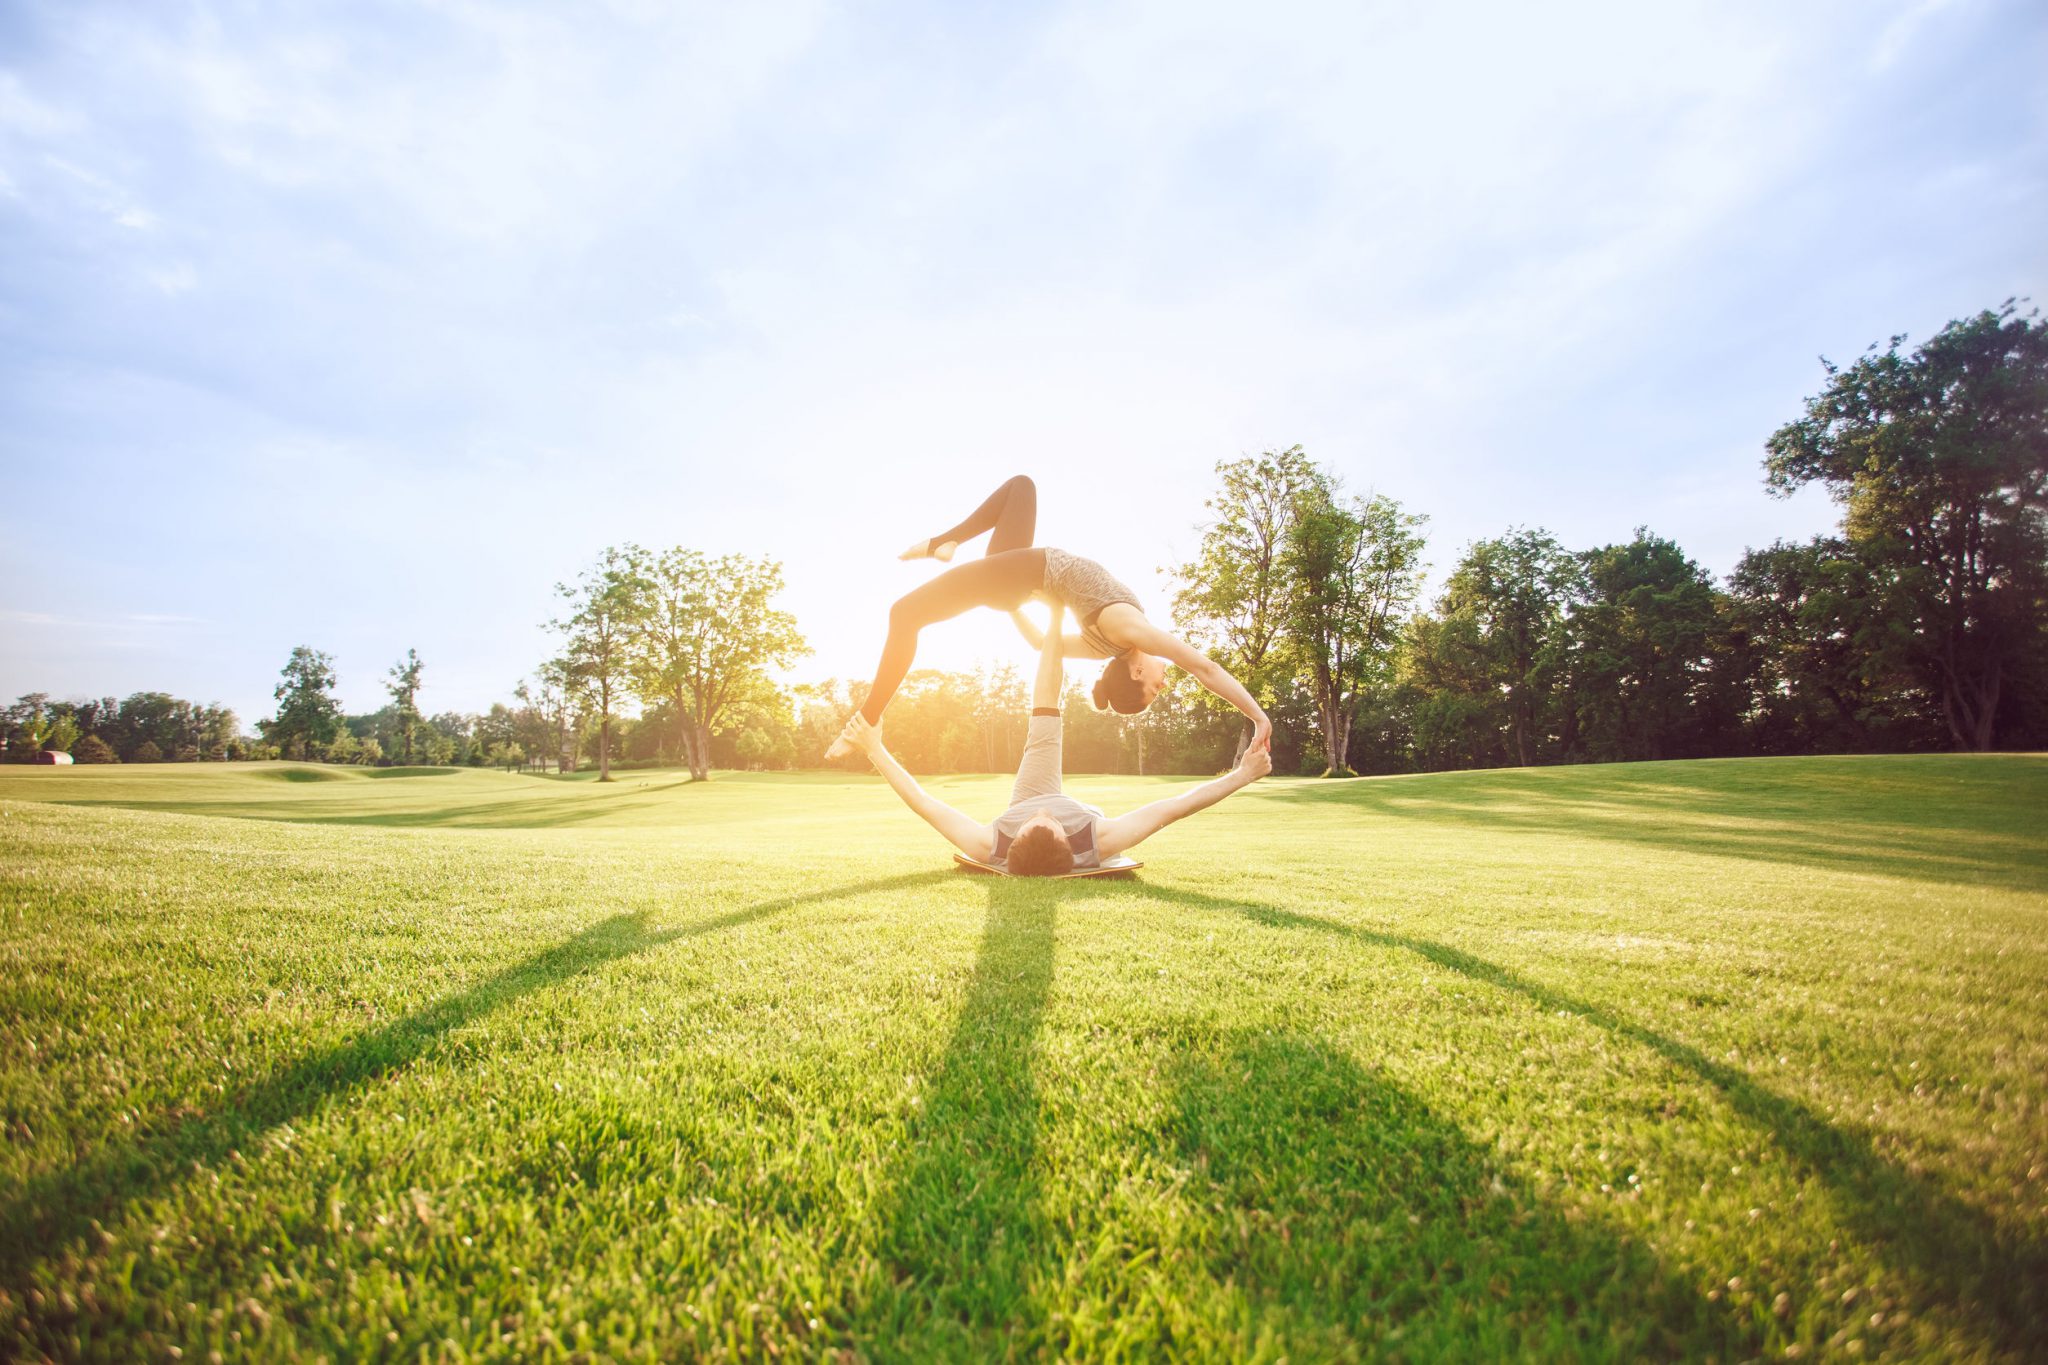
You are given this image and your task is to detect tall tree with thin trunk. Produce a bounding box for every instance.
[264,646,342,761]
[1284,480,1428,775]
[517,660,580,774]
[1764,303,2048,750]
[1173,446,1318,760]
[631,548,808,781]
[385,648,424,763]
[551,547,648,781]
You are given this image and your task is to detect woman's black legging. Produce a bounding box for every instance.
[857,475,1046,724]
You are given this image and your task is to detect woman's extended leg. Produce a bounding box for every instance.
[853,548,1047,727]
[910,474,1038,560]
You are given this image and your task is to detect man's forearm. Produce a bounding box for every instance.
[1181,767,1254,816]
[863,740,991,858]
[1098,765,1252,857]
[868,743,932,813]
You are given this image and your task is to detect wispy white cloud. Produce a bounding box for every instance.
[0,71,73,136]
[144,261,196,295]
[1872,0,1965,71]
[37,152,161,232]
[1,608,203,630]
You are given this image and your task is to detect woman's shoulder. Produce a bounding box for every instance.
[1093,600,1160,647]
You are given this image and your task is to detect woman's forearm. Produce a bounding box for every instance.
[1195,660,1269,731]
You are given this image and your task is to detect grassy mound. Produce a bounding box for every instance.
[249,764,350,782]
[1,755,2042,1359]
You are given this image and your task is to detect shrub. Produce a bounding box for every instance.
[72,734,118,764]
[131,740,163,763]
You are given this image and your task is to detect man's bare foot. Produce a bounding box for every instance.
[898,538,958,563]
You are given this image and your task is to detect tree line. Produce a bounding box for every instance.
[1,693,241,764]
[1169,304,2047,774]
[8,304,2041,774]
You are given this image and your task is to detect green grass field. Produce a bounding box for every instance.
[2,756,2044,1362]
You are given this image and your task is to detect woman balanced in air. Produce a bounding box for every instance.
[825,475,1271,759]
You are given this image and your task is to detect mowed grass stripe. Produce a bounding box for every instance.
[1,756,2043,1360]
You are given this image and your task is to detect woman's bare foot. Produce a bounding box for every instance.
[898,538,958,563]
[825,715,871,761]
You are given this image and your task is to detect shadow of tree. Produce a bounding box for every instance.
[852,877,1740,1359]
[0,871,950,1292]
[52,783,706,830]
[1256,757,2048,892]
[1136,879,2047,1356]
[857,877,1062,1357]
[1154,1030,1730,1361]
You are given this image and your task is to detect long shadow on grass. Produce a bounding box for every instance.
[0,870,948,1291]
[858,877,1061,1356]
[51,783,702,830]
[856,879,1731,1359]
[1142,880,2047,1355]
[1153,1030,1732,1360]
[1257,756,2048,893]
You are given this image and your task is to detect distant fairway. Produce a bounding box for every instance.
[2,756,2044,1361]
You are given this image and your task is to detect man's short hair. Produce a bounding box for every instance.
[1007,823,1075,877]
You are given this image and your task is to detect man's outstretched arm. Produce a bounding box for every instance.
[843,713,995,862]
[1096,743,1272,858]
[1030,601,1067,709]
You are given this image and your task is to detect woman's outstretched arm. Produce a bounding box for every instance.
[843,714,994,862]
[1096,743,1272,858]
[1115,616,1272,749]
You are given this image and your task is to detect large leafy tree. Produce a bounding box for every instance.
[1559,531,1721,763]
[385,648,424,763]
[1399,609,1504,772]
[551,547,649,782]
[1173,447,1319,759]
[1430,528,1580,767]
[631,548,808,781]
[266,647,342,761]
[1764,304,2048,750]
[3,693,52,761]
[1284,479,1427,776]
[1726,537,1936,752]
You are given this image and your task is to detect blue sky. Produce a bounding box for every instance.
[2,0,2044,726]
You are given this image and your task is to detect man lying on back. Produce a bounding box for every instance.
[839,602,1271,874]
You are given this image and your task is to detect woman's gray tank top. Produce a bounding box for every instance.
[1042,548,1142,658]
